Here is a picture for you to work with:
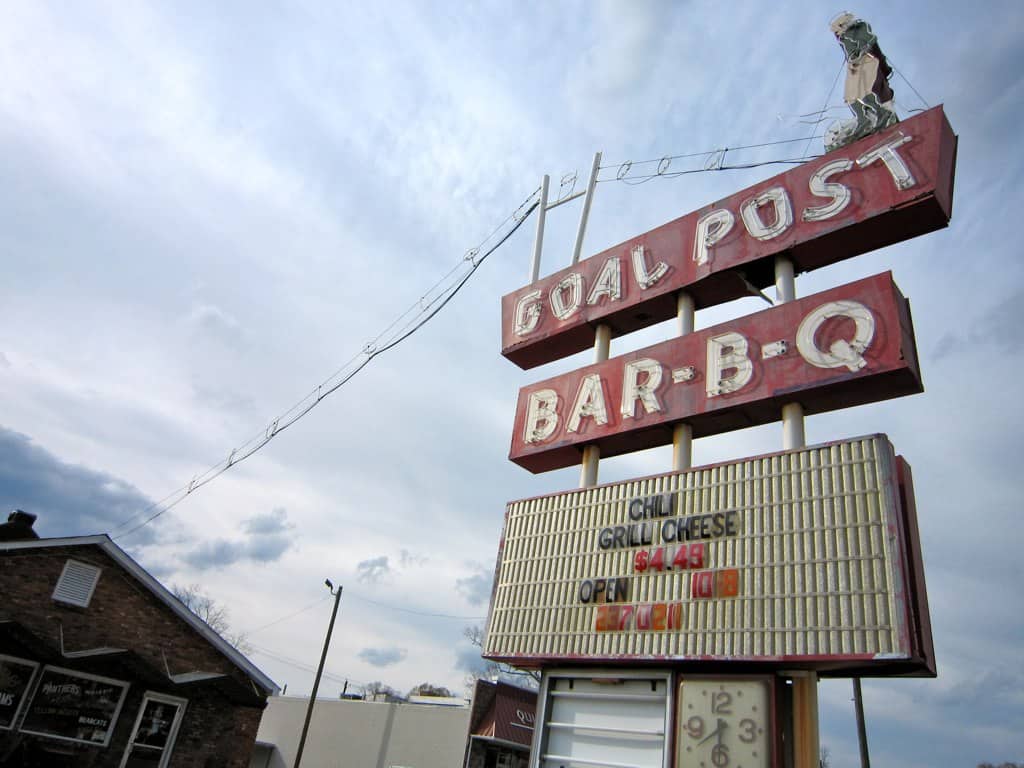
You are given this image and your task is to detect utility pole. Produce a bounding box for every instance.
[853,678,871,768]
[294,580,342,768]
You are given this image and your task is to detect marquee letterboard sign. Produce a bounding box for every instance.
[501,105,955,369]
[509,271,920,473]
[485,434,933,674]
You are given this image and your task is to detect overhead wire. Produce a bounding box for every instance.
[248,643,368,690]
[242,594,333,636]
[890,62,931,111]
[801,59,846,160]
[607,156,818,185]
[594,131,832,187]
[345,591,486,621]
[111,187,540,541]
[599,135,823,171]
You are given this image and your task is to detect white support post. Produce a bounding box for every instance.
[593,322,611,364]
[775,256,805,450]
[672,291,695,471]
[529,175,550,284]
[782,402,806,450]
[775,255,796,304]
[580,323,611,488]
[571,152,602,265]
[676,291,695,336]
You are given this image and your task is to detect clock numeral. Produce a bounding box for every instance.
[710,691,732,715]
[685,715,705,739]
[738,718,758,743]
[711,743,730,767]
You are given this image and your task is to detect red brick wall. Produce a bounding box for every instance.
[0,544,267,767]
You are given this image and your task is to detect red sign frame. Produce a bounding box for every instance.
[509,271,920,473]
[502,106,956,369]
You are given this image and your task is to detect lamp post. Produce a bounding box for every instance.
[294,580,342,768]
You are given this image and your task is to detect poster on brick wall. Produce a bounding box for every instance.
[20,666,129,746]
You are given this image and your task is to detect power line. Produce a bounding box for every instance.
[890,63,931,111]
[242,589,484,640]
[345,591,486,621]
[111,188,540,541]
[243,595,333,636]
[600,135,819,171]
[605,156,819,185]
[249,643,368,690]
[598,138,825,186]
[801,60,846,161]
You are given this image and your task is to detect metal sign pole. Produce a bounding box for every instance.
[529,175,550,284]
[580,324,610,488]
[775,254,818,768]
[571,153,602,265]
[672,292,696,471]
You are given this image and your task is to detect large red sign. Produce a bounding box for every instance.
[502,106,956,369]
[509,272,919,473]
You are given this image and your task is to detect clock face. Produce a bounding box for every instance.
[677,678,772,768]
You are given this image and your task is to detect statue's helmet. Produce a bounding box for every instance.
[830,12,857,36]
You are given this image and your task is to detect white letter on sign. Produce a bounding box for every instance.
[567,374,609,433]
[740,187,794,241]
[621,359,663,418]
[550,273,584,320]
[524,388,559,443]
[514,289,543,336]
[856,133,916,191]
[631,244,668,289]
[706,332,753,397]
[693,209,734,266]
[587,257,622,306]
[803,159,854,222]
[796,300,875,372]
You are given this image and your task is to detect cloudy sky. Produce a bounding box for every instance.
[1,1,1022,765]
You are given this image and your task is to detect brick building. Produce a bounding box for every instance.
[0,515,277,767]
[463,681,536,768]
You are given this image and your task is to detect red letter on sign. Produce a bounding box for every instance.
[650,547,666,572]
[692,571,714,598]
[634,550,649,573]
[717,569,740,597]
[689,543,705,569]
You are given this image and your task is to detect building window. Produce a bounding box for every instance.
[20,665,129,746]
[119,692,187,768]
[0,654,39,730]
[52,559,102,608]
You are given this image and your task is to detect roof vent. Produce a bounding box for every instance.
[52,560,102,608]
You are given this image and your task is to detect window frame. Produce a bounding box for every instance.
[118,691,188,768]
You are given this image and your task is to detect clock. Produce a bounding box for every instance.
[677,677,773,768]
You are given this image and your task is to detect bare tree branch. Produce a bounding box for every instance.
[463,624,540,689]
[172,583,252,654]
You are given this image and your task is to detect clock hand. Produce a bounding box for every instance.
[697,719,729,746]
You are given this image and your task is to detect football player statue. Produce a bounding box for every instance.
[826,12,899,151]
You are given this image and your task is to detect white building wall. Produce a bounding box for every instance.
[250,695,471,768]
